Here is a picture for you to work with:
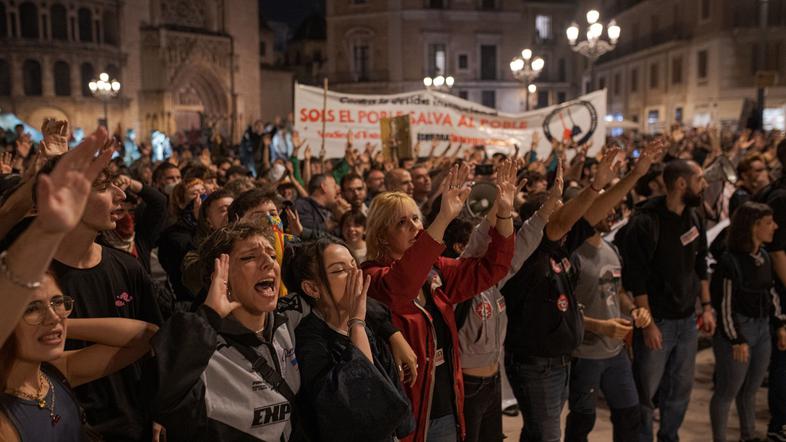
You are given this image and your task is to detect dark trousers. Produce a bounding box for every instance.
[505,353,570,442]
[462,372,503,442]
[565,351,640,442]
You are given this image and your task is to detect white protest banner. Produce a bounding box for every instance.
[294,84,606,159]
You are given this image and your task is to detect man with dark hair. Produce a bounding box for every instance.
[227,188,280,223]
[755,139,786,441]
[365,168,386,201]
[152,162,181,195]
[385,168,414,196]
[294,173,339,232]
[730,153,769,216]
[340,173,368,214]
[412,164,432,210]
[620,159,716,441]
[633,163,665,201]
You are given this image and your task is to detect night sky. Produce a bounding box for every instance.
[259,0,324,28]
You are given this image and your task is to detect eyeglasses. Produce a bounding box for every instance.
[22,295,75,326]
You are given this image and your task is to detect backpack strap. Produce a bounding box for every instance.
[222,335,296,404]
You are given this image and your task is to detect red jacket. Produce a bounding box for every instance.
[362,228,514,442]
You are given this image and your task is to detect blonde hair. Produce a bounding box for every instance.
[366,191,422,260]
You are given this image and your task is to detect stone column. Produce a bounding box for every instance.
[42,56,54,96]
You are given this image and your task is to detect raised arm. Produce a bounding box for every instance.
[583,139,664,225]
[0,128,111,345]
[546,150,619,241]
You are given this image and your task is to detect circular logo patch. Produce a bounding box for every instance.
[557,294,569,312]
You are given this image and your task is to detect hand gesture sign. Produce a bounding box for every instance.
[541,160,564,217]
[632,138,666,177]
[15,133,33,159]
[437,163,472,222]
[0,152,13,174]
[35,127,113,234]
[494,159,518,217]
[205,254,241,318]
[303,145,313,162]
[592,147,623,190]
[41,119,70,157]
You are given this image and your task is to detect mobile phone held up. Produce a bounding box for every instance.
[475,164,494,176]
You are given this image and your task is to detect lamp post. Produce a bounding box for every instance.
[509,49,544,110]
[423,75,455,92]
[88,72,121,131]
[566,10,621,92]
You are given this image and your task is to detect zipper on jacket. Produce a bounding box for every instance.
[413,298,438,440]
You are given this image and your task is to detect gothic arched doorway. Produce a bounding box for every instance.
[172,65,229,145]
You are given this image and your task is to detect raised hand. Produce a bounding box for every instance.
[541,160,564,218]
[204,254,241,318]
[346,269,370,323]
[303,145,312,161]
[592,147,622,190]
[41,118,70,157]
[632,138,666,177]
[437,163,472,222]
[0,152,13,174]
[35,128,113,234]
[494,159,518,217]
[285,207,303,236]
[15,133,33,159]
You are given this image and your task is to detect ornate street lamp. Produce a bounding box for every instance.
[510,48,544,110]
[423,75,455,92]
[88,72,121,131]
[566,10,621,91]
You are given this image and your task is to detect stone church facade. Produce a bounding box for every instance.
[0,0,260,143]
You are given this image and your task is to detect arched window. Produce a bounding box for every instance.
[78,8,92,42]
[105,64,120,81]
[51,4,68,41]
[80,62,94,96]
[103,10,118,45]
[23,59,42,96]
[0,3,8,38]
[20,2,39,39]
[0,60,11,96]
[54,61,71,96]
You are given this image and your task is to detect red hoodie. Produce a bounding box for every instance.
[361,228,514,442]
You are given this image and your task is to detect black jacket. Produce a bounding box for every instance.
[295,314,413,441]
[157,216,197,302]
[152,305,300,442]
[711,250,786,344]
[620,196,708,319]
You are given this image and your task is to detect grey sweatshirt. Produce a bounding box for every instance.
[457,213,546,369]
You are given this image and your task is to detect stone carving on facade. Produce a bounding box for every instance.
[160,0,208,29]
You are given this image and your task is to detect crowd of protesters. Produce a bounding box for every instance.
[0,114,785,442]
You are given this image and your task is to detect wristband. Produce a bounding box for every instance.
[0,250,41,289]
[347,318,366,330]
[701,301,711,307]
[496,214,513,220]
[590,182,603,193]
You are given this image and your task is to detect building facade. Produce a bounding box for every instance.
[0,0,261,143]
[325,0,582,113]
[587,0,786,131]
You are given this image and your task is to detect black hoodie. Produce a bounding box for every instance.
[619,196,708,319]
